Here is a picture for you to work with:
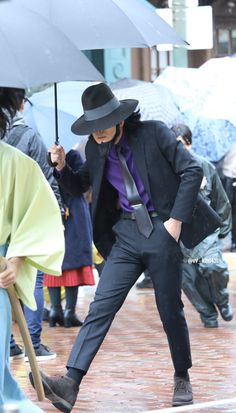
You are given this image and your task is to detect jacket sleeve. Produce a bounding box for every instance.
[54,161,91,197]
[28,131,65,214]
[155,123,203,223]
[209,168,232,238]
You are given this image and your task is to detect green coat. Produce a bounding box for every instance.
[0,141,65,309]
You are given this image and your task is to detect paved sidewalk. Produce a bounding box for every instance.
[11,254,236,413]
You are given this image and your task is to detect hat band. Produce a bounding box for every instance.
[84,96,120,121]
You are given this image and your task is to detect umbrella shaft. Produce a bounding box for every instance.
[54,83,59,144]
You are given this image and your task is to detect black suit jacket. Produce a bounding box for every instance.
[57,121,221,258]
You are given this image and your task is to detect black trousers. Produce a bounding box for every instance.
[221,176,236,244]
[67,216,192,373]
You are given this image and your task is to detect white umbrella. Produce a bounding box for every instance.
[24,79,183,153]
[197,57,236,127]
[154,61,236,161]
[111,79,183,127]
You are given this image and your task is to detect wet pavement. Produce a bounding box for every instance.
[11,252,236,413]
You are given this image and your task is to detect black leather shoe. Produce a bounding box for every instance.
[203,319,218,328]
[231,242,236,252]
[49,307,64,327]
[43,308,49,322]
[63,308,83,328]
[218,303,234,321]
[29,371,79,413]
[172,374,193,406]
[136,277,153,289]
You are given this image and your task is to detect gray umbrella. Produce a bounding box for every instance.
[18,0,186,49]
[0,1,103,155]
[0,2,103,88]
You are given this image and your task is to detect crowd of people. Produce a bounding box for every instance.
[0,83,235,413]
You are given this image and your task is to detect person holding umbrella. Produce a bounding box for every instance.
[30,83,221,412]
[0,84,64,411]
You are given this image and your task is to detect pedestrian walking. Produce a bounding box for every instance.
[44,149,94,328]
[171,124,233,328]
[30,83,220,412]
[221,142,236,251]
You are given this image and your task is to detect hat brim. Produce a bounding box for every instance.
[71,99,139,135]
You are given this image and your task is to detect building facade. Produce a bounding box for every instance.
[87,0,236,83]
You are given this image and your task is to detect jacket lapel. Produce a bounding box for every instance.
[91,148,107,219]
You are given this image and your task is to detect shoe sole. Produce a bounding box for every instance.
[25,353,56,362]
[172,400,193,406]
[10,353,25,361]
[29,372,73,413]
[221,314,234,321]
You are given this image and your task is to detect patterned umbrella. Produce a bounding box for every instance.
[111,79,183,127]
[155,61,236,161]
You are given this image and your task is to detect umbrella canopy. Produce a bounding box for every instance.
[0,2,104,88]
[24,82,91,153]
[110,78,183,127]
[197,56,236,127]
[19,0,186,49]
[154,61,236,162]
[24,78,183,153]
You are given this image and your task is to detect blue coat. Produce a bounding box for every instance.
[61,149,93,271]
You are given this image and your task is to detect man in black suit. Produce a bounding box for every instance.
[30,83,220,412]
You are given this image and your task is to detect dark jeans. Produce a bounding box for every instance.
[10,270,44,349]
[67,217,192,373]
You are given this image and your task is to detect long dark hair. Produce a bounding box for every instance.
[0,87,25,139]
[124,109,141,134]
[171,124,192,146]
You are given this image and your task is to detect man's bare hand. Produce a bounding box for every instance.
[48,144,66,171]
[163,218,182,242]
[0,257,25,289]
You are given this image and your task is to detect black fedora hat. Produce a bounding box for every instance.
[71,83,139,135]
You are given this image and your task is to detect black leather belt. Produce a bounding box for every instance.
[121,211,158,220]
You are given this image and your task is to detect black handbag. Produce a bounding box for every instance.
[180,193,222,249]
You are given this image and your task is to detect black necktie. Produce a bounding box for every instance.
[117,147,153,238]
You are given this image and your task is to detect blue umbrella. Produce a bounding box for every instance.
[24,82,92,153]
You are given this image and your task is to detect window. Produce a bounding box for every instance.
[218,29,230,55]
[232,29,236,54]
[216,28,236,56]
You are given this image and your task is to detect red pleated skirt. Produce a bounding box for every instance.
[44,265,95,287]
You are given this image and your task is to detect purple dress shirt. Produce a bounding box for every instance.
[106,134,154,213]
